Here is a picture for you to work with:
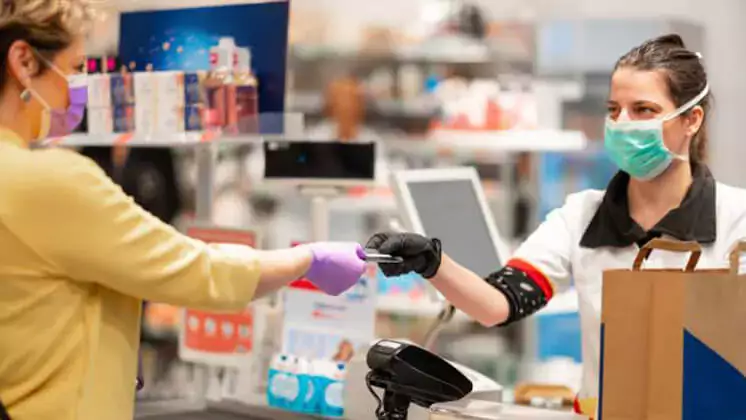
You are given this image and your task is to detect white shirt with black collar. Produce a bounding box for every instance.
[499,165,746,413]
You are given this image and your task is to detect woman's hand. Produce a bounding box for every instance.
[365,232,442,278]
[304,242,367,296]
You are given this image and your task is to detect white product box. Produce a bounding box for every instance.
[156,71,185,107]
[87,74,111,109]
[155,103,185,133]
[134,71,188,135]
[87,107,113,135]
[134,72,156,100]
[134,73,156,136]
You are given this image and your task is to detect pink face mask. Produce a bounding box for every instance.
[47,74,87,138]
[23,61,88,140]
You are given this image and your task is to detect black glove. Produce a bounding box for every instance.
[365,232,442,279]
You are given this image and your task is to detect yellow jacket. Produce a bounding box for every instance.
[0,129,260,419]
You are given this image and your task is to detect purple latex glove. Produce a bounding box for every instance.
[304,242,366,296]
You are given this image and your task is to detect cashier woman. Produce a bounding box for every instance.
[0,1,366,419]
[368,34,746,418]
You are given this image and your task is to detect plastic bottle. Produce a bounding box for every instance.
[234,47,259,134]
[204,37,236,130]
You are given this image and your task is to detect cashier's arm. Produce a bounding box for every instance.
[5,150,309,310]
[428,201,573,327]
[429,254,512,327]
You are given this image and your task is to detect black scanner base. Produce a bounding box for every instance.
[365,340,472,420]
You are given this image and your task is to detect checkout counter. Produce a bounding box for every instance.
[135,339,586,420]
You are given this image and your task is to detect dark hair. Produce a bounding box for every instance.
[615,34,711,163]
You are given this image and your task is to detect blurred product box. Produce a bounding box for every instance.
[185,104,204,131]
[134,72,155,135]
[110,73,135,106]
[156,102,185,133]
[87,74,112,109]
[133,71,189,135]
[113,105,135,133]
[184,72,207,132]
[87,107,113,135]
[184,71,206,105]
[156,71,186,107]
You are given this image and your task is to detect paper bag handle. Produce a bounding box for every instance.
[728,241,746,274]
[633,238,702,272]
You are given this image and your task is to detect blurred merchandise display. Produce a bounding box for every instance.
[143,303,181,339]
[430,79,538,131]
[179,227,265,368]
[536,147,616,222]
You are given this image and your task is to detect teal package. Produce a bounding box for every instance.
[267,368,301,410]
[299,372,320,414]
[318,376,345,417]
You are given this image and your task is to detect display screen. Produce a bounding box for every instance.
[264,141,375,181]
[406,179,502,278]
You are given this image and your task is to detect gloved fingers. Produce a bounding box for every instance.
[409,254,429,275]
[380,264,408,278]
[378,236,426,257]
[365,232,392,250]
[402,235,436,254]
[354,243,366,260]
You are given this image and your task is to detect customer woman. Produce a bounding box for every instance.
[0,1,366,419]
[367,34,746,418]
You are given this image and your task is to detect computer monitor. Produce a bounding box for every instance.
[391,167,509,279]
[263,140,376,187]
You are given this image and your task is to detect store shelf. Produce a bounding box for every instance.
[427,129,587,152]
[291,44,497,65]
[382,130,586,163]
[45,132,266,148]
[289,91,440,124]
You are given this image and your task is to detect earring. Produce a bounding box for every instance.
[20,89,31,103]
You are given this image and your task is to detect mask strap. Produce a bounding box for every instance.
[31,47,86,86]
[663,83,710,121]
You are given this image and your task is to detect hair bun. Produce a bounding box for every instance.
[653,33,687,49]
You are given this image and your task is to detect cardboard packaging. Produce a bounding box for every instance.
[87,74,112,109]
[110,73,135,106]
[134,72,156,135]
[600,238,746,420]
[87,107,113,135]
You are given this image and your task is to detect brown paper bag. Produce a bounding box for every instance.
[599,238,746,420]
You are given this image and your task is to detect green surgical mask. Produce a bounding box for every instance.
[604,84,709,180]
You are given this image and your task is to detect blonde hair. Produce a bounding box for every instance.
[0,0,95,51]
[0,0,95,85]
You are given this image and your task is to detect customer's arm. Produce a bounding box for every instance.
[2,149,309,311]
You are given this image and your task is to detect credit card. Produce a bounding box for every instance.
[363,250,404,264]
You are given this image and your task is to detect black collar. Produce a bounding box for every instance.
[580,164,717,249]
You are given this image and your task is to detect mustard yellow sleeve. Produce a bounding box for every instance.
[3,148,259,311]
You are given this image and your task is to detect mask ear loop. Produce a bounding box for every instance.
[662,83,710,122]
[662,84,710,161]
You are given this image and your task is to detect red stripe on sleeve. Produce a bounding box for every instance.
[506,258,554,300]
